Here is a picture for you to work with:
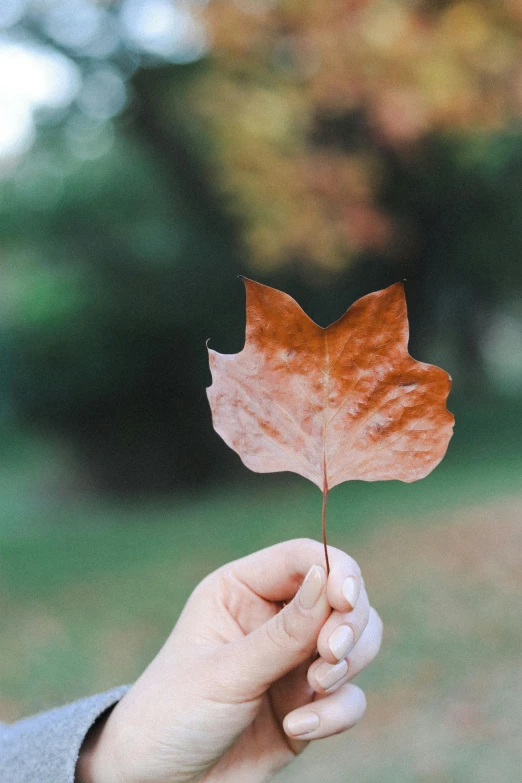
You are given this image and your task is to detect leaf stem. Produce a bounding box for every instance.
[321,482,330,576]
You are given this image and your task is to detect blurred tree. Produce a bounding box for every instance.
[187,0,522,269]
[0,124,249,492]
[0,0,522,495]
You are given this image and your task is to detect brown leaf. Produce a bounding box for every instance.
[208,279,453,494]
[208,279,453,570]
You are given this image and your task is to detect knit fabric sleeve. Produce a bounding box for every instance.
[0,686,129,783]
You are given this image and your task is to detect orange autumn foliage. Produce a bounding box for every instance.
[186,1,522,269]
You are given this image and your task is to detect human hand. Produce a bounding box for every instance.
[77,538,383,783]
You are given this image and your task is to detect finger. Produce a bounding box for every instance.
[327,563,363,614]
[316,585,371,664]
[268,656,316,754]
[219,564,330,698]
[283,683,366,741]
[230,538,361,605]
[344,607,383,680]
[307,607,383,694]
[270,656,316,724]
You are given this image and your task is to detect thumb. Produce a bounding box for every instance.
[225,565,330,697]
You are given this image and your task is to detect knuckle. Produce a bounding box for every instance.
[337,685,367,729]
[266,607,309,655]
[345,602,369,639]
[285,536,317,551]
[188,577,209,604]
[359,583,371,609]
[370,607,384,649]
[338,551,361,577]
[359,601,371,632]
[348,557,362,577]
[361,639,380,667]
[297,537,324,558]
[264,617,290,653]
[350,686,367,719]
[360,621,383,664]
[298,536,319,548]
[191,566,224,601]
[278,608,307,649]
[293,537,323,562]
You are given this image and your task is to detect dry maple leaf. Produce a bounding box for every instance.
[207,279,454,572]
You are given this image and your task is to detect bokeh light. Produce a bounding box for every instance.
[0,40,80,159]
[120,0,208,62]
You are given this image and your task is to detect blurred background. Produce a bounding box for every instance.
[0,1,521,780]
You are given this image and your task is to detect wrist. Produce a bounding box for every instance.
[76,708,124,783]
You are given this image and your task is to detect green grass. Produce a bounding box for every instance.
[0,397,521,780]
[2,400,522,600]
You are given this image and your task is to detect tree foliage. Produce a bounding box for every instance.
[185,0,522,268]
[0,1,521,494]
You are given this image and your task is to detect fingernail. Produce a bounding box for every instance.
[286,711,319,737]
[342,576,360,610]
[286,712,319,737]
[299,565,324,610]
[315,659,348,691]
[328,624,355,660]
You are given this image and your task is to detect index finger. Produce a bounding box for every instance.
[231,538,362,608]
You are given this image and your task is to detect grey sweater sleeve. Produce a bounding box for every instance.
[0,686,129,783]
